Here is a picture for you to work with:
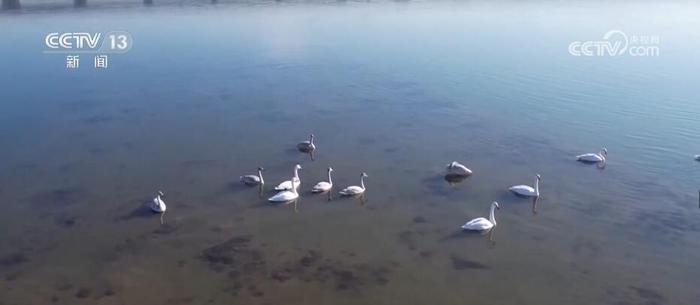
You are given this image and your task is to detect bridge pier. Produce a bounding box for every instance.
[2,0,21,9]
[74,0,86,7]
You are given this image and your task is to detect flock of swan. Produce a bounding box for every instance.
[461,148,606,231]
[147,139,699,233]
[147,134,366,212]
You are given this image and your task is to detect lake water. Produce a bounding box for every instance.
[1,1,700,305]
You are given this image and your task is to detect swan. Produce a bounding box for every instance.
[297,134,316,152]
[312,167,333,193]
[462,201,500,231]
[509,174,541,197]
[446,161,472,176]
[149,191,167,213]
[339,172,368,196]
[274,164,302,191]
[240,167,264,186]
[268,178,299,202]
[577,148,607,163]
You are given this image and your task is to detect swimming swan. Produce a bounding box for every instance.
[339,172,368,196]
[577,148,607,163]
[275,164,302,191]
[509,174,541,197]
[149,191,167,213]
[446,161,473,176]
[462,201,499,231]
[297,134,316,152]
[268,179,299,203]
[240,167,264,186]
[312,167,333,193]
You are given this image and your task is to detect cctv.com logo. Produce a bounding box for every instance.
[569,30,660,57]
[43,31,132,54]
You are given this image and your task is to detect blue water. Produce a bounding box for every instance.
[1,2,699,305]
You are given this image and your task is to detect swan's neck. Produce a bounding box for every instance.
[534,178,540,196]
[291,180,298,195]
[328,170,333,185]
[294,167,299,179]
[360,176,365,190]
[489,205,497,225]
[310,135,314,145]
[258,170,264,184]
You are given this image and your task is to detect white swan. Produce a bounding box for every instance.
[339,172,368,196]
[577,148,607,163]
[149,191,167,213]
[268,178,299,202]
[297,134,316,152]
[462,201,499,231]
[275,164,302,191]
[312,167,333,193]
[240,167,264,186]
[509,174,541,197]
[446,161,472,176]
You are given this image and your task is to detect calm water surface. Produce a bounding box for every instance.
[1,1,700,305]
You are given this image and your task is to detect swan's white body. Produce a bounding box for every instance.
[462,202,499,231]
[275,164,302,191]
[297,134,316,151]
[149,191,166,213]
[577,148,607,163]
[268,179,299,202]
[509,174,541,197]
[240,168,264,186]
[312,168,333,193]
[446,161,472,176]
[339,173,367,196]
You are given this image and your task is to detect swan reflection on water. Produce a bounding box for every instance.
[444,173,468,185]
[258,184,265,199]
[304,149,315,161]
[486,227,497,248]
[356,193,367,206]
[267,197,300,212]
[158,211,166,225]
[531,196,540,215]
[442,225,497,249]
[335,191,367,206]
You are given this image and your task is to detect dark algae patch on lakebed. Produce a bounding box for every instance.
[199,235,395,296]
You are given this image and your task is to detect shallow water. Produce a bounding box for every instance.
[1,1,700,305]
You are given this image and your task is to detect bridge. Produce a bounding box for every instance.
[2,0,164,9]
